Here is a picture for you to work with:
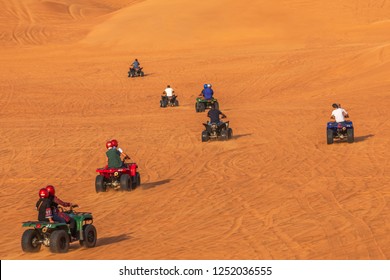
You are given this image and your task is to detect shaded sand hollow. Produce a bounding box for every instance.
[0,0,389,260]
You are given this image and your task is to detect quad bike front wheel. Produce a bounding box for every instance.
[134,172,141,188]
[21,229,42,253]
[79,224,97,248]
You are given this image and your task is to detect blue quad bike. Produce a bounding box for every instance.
[326,121,354,144]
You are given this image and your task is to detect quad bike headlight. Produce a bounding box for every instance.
[114,172,119,177]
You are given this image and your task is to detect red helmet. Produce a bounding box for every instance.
[39,188,49,198]
[46,185,55,196]
[111,139,118,147]
[106,141,113,149]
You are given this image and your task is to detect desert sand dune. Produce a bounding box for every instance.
[0,0,389,260]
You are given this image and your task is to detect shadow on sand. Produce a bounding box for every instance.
[142,179,171,190]
[97,234,132,247]
[232,133,252,140]
[354,134,374,143]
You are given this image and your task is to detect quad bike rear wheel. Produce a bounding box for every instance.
[21,229,41,253]
[198,102,205,112]
[220,129,228,141]
[120,174,132,191]
[95,175,106,193]
[50,230,70,253]
[201,130,209,142]
[228,128,233,139]
[327,129,334,144]
[347,128,354,143]
[174,99,179,106]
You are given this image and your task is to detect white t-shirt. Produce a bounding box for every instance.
[331,108,348,122]
[164,87,174,97]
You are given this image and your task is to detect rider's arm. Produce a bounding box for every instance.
[54,196,72,207]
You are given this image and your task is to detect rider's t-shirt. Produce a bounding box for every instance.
[202,88,214,99]
[132,61,140,68]
[331,108,348,122]
[106,148,122,168]
[208,109,222,123]
[164,88,174,97]
[36,198,52,222]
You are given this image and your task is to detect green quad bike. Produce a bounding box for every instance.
[195,97,219,112]
[21,206,97,253]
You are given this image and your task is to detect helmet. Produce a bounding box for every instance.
[39,188,49,198]
[46,185,55,196]
[111,139,118,147]
[106,141,113,149]
[207,84,212,88]
[332,103,339,108]
[203,84,208,89]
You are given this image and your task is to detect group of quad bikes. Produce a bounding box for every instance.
[21,68,353,254]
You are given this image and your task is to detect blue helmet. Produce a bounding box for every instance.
[203,84,208,89]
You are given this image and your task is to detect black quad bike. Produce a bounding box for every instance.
[160,95,179,107]
[201,120,233,142]
[128,67,144,78]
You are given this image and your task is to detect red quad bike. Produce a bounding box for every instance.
[95,158,141,193]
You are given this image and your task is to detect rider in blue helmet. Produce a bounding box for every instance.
[200,83,214,100]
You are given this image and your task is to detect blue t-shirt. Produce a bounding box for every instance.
[202,88,214,99]
[132,61,140,68]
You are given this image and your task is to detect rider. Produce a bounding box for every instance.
[46,185,77,238]
[106,140,123,168]
[131,59,140,70]
[199,84,214,100]
[330,103,349,124]
[111,139,130,160]
[36,188,54,223]
[207,102,227,125]
[162,85,175,104]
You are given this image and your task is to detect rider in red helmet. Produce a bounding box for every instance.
[106,140,123,168]
[46,185,77,238]
[36,188,54,222]
[111,139,130,159]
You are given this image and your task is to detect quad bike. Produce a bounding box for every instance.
[195,97,219,112]
[326,121,354,144]
[160,95,179,107]
[21,205,97,254]
[128,67,144,78]
[95,157,141,192]
[201,119,233,142]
